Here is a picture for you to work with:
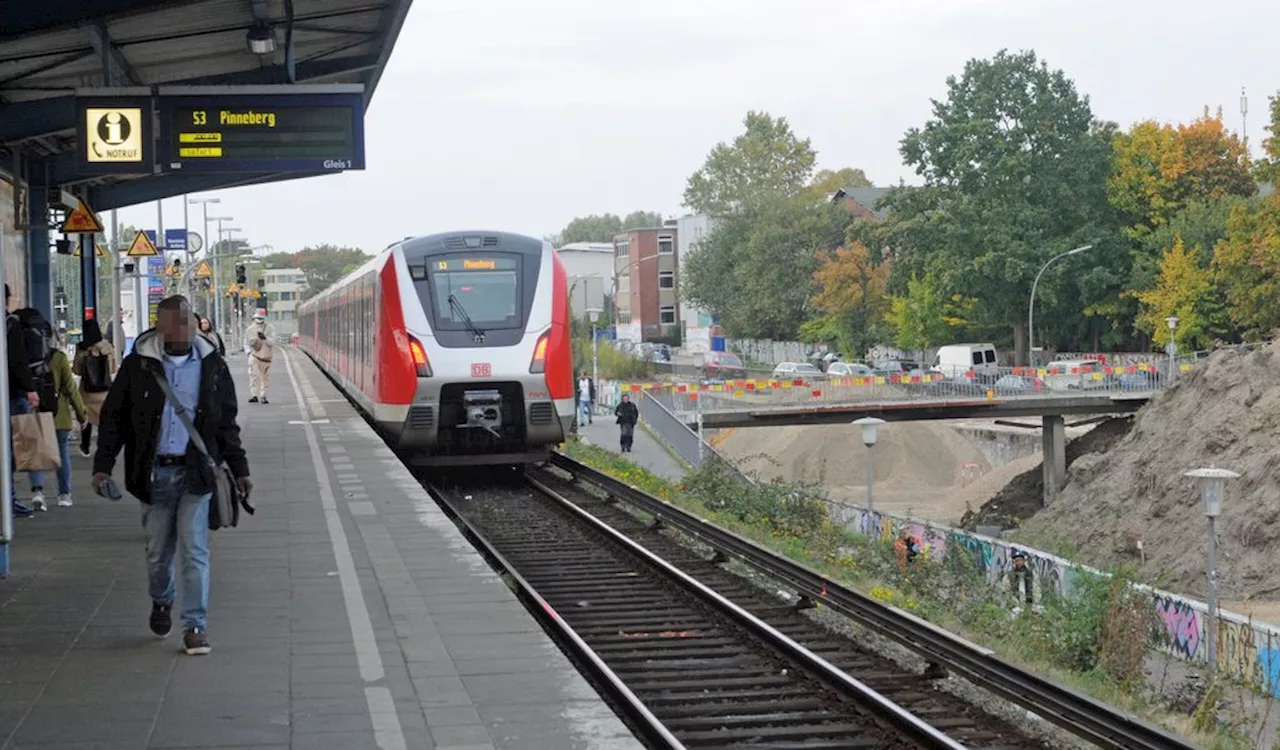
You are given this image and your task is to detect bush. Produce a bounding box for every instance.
[573,338,654,381]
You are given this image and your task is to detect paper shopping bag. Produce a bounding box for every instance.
[11,411,61,472]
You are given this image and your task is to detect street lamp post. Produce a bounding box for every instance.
[1165,316,1179,383]
[1184,467,1239,675]
[587,309,602,417]
[1028,244,1095,367]
[853,417,886,513]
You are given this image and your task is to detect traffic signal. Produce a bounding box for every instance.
[235,264,247,284]
[257,277,265,290]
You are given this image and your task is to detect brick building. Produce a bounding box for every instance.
[613,223,678,343]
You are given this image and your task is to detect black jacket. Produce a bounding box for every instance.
[615,401,638,426]
[93,329,249,504]
[5,314,35,394]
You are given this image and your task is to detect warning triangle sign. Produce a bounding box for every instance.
[60,200,103,234]
[95,244,108,258]
[126,230,159,257]
[193,261,213,278]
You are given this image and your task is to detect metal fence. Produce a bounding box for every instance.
[635,389,754,485]
[629,358,1197,415]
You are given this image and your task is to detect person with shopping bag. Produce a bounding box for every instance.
[6,285,57,516]
[93,295,253,656]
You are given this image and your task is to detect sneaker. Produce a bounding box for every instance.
[30,491,46,512]
[261,398,269,404]
[183,628,211,655]
[248,397,259,403]
[57,494,73,507]
[150,603,173,638]
[79,444,92,458]
[12,501,32,517]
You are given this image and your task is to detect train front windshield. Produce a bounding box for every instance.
[416,255,522,330]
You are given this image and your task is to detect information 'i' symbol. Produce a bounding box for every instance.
[96,111,131,145]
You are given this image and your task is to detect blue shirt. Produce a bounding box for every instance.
[157,349,203,456]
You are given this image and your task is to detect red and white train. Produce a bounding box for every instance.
[296,231,575,466]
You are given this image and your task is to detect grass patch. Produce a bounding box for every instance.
[559,439,1266,749]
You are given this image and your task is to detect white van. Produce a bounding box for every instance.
[931,343,1000,379]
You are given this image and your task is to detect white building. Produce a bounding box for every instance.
[674,214,715,352]
[557,242,614,319]
[261,267,309,336]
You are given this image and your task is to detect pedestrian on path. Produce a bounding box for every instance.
[243,311,275,404]
[73,318,117,458]
[48,338,87,507]
[614,393,638,453]
[577,372,594,424]
[93,295,252,656]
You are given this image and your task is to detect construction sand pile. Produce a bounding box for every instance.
[1020,343,1280,604]
[714,422,997,525]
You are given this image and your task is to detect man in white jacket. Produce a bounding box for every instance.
[243,311,276,404]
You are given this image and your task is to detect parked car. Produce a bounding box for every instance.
[700,351,747,380]
[993,374,1045,395]
[826,361,874,377]
[772,361,825,380]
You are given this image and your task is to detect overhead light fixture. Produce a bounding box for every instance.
[247,22,276,55]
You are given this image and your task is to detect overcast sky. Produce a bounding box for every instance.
[118,0,1280,257]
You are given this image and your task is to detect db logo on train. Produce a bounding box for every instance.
[471,363,492,378]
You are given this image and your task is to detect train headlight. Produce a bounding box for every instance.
[529,331,550,374]
[408,335,432,377]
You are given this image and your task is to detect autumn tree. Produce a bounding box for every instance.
[683,111,817,217]
[882,49,1114,362]
[1135,237,1228,350]
[802,242,891,354]
[1211,195,1280,339]
[1110,109,1254,235]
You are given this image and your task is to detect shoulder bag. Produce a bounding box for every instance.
[152,371,255,530]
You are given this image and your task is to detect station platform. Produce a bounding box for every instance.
[0,347,643,750]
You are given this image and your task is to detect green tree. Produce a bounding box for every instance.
[682,197,846,339]
[1136,236,1227,350]
[887,271,953,352]
[806,167,874,198]
[621,211,664,229]
[683,111,817,217]
[1211,195,1280,339]
[1253,91,1280,185]
[262,245,370,298]
[885,49,1115,362]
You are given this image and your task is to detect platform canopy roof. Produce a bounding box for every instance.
[0,0,411,210]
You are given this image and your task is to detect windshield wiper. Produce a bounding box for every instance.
[447,293,486,341]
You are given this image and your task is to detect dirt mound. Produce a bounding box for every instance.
[959,417,1134,531]
[716,422,992,524]
[1020,343,1280,604]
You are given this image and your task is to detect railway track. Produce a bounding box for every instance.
[425,468,1058,750]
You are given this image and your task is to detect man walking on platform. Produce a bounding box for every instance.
[614,393,638,453]
[93,295,252,655]
[243,310,275,404]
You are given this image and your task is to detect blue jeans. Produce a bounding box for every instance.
[579,399,592,423]
[9,397,45,500]
[143,466,212,631]
[55,429,71,495]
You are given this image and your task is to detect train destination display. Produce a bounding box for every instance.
[159,91,365,173]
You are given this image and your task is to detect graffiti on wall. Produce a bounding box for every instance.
[838,505,1280,698]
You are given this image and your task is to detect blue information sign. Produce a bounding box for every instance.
[157,85,365,174]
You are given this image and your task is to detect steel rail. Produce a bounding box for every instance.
[523,474,967,750]
[422,479,685,750]
[549,452,1200,750]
